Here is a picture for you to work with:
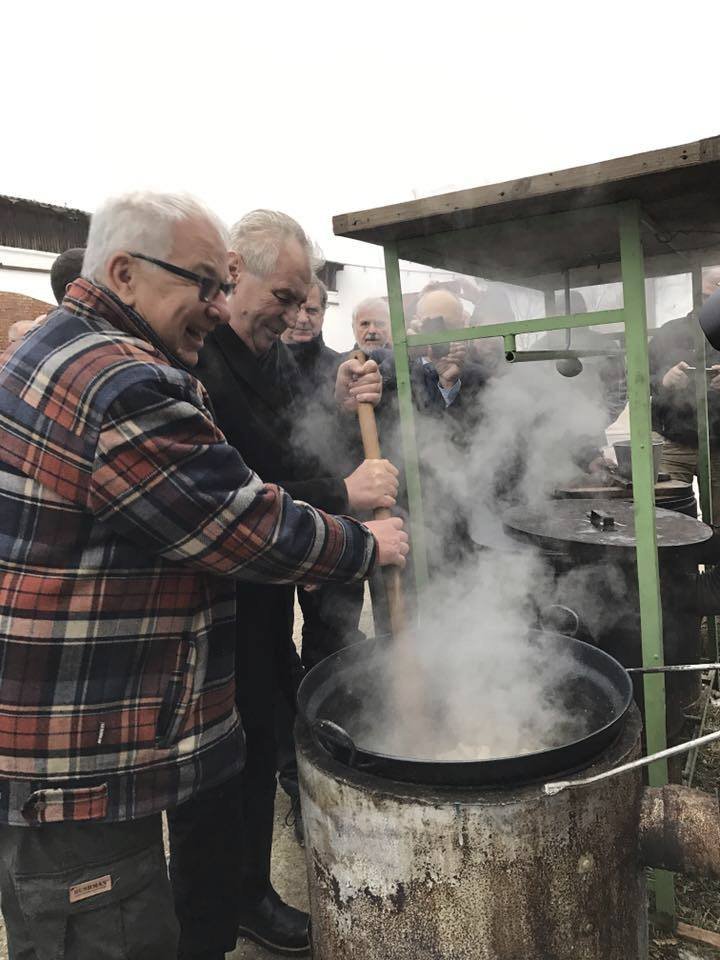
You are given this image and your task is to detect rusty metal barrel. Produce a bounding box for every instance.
[297,705,647,960]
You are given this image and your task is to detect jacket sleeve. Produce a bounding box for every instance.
[87,377,376,585]
[277,477,350,515]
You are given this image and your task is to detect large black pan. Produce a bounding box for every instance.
[297,631,634,788]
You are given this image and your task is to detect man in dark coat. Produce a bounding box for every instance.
[373,288,490,566]
[281,276,342,393]
[281,278,368,673]
[649,266,720,524]
[167,210,401,960]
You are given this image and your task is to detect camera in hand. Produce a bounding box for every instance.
[422,315,451,359]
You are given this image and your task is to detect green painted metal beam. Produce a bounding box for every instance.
[618,200,675,926]
[406,309,624,348]
[383,243,430,595]
[618,201,669,762]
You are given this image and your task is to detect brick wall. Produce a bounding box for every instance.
[0,292,54,347]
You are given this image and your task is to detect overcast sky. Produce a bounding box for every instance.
[5,1,716,267]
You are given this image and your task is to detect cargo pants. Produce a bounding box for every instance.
[0,813,178,960]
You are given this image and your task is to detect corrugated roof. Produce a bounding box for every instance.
[0,195,89,254]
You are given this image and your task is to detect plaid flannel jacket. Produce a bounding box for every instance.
[0,280,376,826]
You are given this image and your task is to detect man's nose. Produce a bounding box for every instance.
[207,291,231,325]
[283,303,301,325]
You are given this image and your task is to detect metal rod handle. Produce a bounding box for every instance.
[544,727,720,796]
[505,348,623,363]
[627,663,720,675]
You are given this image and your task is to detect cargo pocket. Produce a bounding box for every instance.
[155,634,197,749]
[14,841,178,960]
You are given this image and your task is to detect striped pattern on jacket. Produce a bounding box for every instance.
[0,279,375,825]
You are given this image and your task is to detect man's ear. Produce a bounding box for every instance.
[228,250,243,281]
[105,253,137,307]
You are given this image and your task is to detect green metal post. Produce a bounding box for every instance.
[383,243,430,593]
[619,201,675,925]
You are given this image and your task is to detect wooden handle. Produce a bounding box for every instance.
[351,351,406,638]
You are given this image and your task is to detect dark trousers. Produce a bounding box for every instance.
[0,814,177,960]
[297,581,365,672]
[168,585,298,957]
[275,582,365,800]
[167,773,247,957]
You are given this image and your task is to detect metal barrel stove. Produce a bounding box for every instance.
[296,634,720,960]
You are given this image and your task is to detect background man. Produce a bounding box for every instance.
[7,246,85,342]
[281,276,368,679]
[281,276,341,390]
[0,192,407,960]
[351,296,392,352]
[649,265,720,523]
[168,210,400,960]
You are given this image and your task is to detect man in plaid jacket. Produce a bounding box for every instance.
[0,191,408,959]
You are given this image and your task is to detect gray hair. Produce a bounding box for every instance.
[82,191,229,283]
[310,276,328,310]
[352,297,390,324]
[228,209,316,278]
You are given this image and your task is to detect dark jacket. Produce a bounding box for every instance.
[371,348,488,437]
[0,281,375,826]
[649,312,720,445]
[197,325,350,514]
[195,326,358,716]
[285,333,342,395]
[366,349,489,564]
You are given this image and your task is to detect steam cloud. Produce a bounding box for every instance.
[349,355,621,762]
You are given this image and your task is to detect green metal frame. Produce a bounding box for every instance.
[383,198,678,923]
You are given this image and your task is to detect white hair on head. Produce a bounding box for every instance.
[352,297,390,324]
[228,209,316,278]
[82,191,229,283]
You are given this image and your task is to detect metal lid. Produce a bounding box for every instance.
[503,499,712,552]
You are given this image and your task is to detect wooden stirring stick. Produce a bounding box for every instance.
[351,351,406,639]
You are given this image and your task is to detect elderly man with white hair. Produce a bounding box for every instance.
[351,296,392,352]
[0,192,408,960]
[168,210,401,960]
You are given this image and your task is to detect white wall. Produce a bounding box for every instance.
[0,246,55,303]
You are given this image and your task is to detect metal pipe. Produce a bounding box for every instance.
[505,348,623,363]
[544,726,720,796]
[627,662,720,674]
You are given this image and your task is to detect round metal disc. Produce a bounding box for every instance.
[503,498,712,551]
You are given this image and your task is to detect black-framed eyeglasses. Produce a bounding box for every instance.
[271,289,306,310]
[130,252,235,303]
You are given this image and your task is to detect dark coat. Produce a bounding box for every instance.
[197,325,349,516]
[363,349,489,565]
[369,348,488,438]
[649,312,720,446]
[285,333,342,395]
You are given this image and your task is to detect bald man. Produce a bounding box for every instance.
[368,287,489,575]
[409,288,471,407]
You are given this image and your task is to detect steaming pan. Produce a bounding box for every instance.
[297,631,634,787]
